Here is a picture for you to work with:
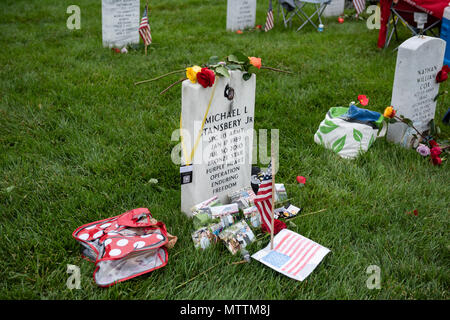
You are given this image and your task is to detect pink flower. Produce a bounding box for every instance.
[416,144,430,157]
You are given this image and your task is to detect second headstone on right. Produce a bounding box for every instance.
[387,36,446,147]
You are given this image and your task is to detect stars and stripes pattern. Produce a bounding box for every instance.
[353,0,366,15]
[253,229,330,281]
[264,0,274,32]
[254,162,274,233]
[139,5,152,45]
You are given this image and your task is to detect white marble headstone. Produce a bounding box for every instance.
[323,0,344,17]
[387,36,445,146]
[226,0,257,31]
[102,0,140,48]
[180,71,256,216]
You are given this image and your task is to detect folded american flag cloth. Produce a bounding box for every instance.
[252,229,330,281]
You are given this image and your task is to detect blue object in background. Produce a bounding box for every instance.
[341,104,382,125]
[441,7,450,66]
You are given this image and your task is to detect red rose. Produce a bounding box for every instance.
[432,156,442,165]
[436,65,450,83]
[196,68,215,88]
[261,219,287,235]
[429,140,438,147]
[430,147,442,158]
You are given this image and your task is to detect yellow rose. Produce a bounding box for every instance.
[383,106,396,119]
[186,65,202,83]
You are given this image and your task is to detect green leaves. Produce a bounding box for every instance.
[332,135,346,154]
[206,52,254,79]
[319,119,339,134]
[214,65,230,78]
[399,115,413,126]
[207,56,220,66]
[225,52,254,80]
[353,129,363,142]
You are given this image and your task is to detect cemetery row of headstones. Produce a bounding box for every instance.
[101,0,351,47]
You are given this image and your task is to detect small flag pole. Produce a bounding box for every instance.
[270,141,275,250]
[145,1,149,56]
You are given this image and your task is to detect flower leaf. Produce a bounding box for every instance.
[227,54,242,64]
[208,56,220,66]
[226,64,243,70]
[401,118,413,126]
[214,65,230,78]
[243,72,252,81]
[232,52,248,64]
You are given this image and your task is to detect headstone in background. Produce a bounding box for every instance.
[180,71,256,216]
[323,0,345,17]
[226,0,257,31]
[387,36,445,147]
[102,0,140,48]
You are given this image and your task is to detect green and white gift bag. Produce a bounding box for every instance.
[314,107,387,159]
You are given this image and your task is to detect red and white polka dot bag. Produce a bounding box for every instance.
[72,208,176,287]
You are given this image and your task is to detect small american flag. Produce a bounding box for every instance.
[353,0,366,15]
[264,0,274,32]
[254,162,274,233]
[252,229,330,281]
[139,5,152,46]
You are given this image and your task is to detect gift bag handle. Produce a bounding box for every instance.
[117,208,154,227]
[376,120,387,138]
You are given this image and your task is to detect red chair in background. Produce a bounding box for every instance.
[378,0,448,49]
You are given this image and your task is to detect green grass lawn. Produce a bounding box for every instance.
[0,0,449,299]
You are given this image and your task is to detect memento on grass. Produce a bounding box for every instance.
[102,0,140,48]
[252,229,330,281]
[314,96,387,159]
[387,36,445,148]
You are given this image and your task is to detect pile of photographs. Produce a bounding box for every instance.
[190,184,303,255]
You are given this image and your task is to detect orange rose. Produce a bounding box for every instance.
[248,57,262,69]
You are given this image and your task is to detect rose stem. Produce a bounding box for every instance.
[394,116,427,141]
[260,66,294,74]
[159,78,187,95]
[134,69,185,85]
[175,262,222,290]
